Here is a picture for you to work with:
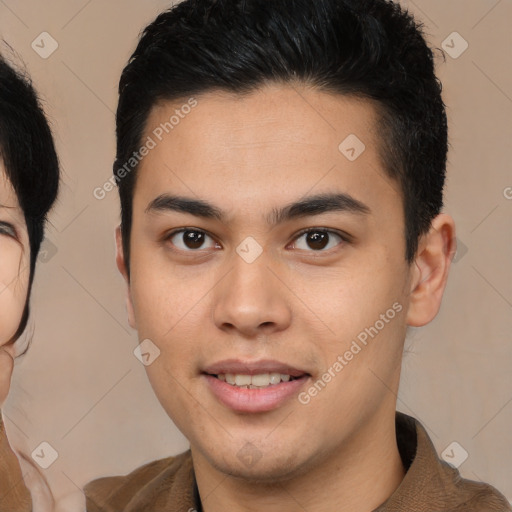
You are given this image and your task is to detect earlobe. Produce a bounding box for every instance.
[0,345,15,406]
[406,213,456,327]
[115,226,137,330]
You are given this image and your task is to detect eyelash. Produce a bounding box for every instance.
[163,227,351,254]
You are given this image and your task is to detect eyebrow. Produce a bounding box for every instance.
[145,192,371,225]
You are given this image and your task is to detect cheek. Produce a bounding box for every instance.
[0,241,29,344]
[305,256,409,406]
[0,278,28,346]
[129,265,210,408]
[304,258,406,341]
[129,251,213,339]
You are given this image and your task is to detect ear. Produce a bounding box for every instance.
[115,226,137,330]
[406,213,456,327]
[0,344,15,406]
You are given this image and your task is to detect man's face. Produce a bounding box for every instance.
[0,164,29,405]
[122,84,416,480]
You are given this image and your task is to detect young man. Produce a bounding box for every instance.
[85,0,511,510]
[0,51,59,511]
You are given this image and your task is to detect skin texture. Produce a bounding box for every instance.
[116,84,456,512]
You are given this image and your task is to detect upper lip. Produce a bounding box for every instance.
[203,359,309,378]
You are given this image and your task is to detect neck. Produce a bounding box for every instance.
[192,407,405,512]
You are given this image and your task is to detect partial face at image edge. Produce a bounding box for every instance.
[0,164,30,405]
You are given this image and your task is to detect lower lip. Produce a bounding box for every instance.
[204,374,309,413]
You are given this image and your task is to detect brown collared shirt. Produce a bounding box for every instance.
[0,416,31,512]
[85,412,511,512]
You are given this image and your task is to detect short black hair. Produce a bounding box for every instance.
[0,49,59,342]
[115,0,447,272]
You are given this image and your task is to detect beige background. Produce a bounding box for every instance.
[0,0,511,508]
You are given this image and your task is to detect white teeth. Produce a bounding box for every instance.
[235,374,252,386]
[251,373,270,386]
[269,372,281,385]
[216,373,297,388]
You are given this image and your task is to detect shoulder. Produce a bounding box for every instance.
[386,413,512,512]
[0,416,32,511]
[449,472,512,511]
[84,450,193,512]
[418,423,511,511]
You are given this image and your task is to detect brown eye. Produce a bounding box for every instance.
[183,230,205,249]
[306,231,329,250]
[168,229,217,251]
[292,229,344,252]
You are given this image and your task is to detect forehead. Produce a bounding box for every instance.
[146,84,382,162]
[134,84,400,216]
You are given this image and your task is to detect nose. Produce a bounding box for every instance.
[212,253,292,338]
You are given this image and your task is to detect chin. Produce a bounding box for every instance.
[199,444,313,483]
